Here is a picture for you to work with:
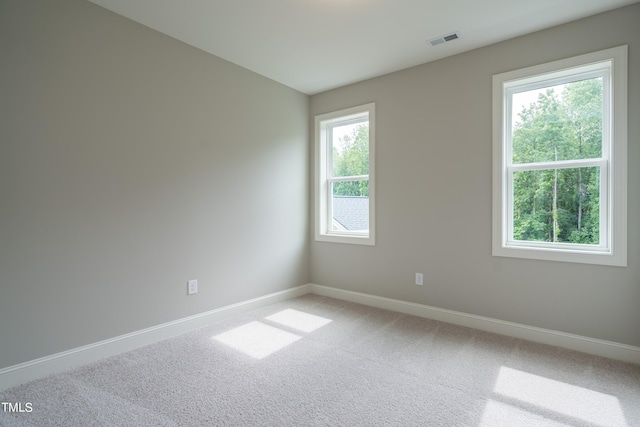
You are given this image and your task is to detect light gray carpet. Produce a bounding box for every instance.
[1,294,639,426]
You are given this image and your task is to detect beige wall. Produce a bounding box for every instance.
[0,0,309,368]
[1,0,638,371]
[310,4,640,347]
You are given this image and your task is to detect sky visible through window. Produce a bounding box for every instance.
[511,84,566,129]
[332,123,361,154]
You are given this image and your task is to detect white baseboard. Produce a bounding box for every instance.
[0,284,311,391]
[3,282,638,392]
[309,284,640,365]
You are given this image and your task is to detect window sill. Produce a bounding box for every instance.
[492,243,626,267]
[315,233,375,246]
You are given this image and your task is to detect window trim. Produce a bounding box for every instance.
[492,46,627,266]
[315,103,375,245]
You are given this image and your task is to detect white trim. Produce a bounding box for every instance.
[492,45,627,266]
[0,284,311,391]
[314,102,375,246]
[3,283,638,391]
[308,284,640,365]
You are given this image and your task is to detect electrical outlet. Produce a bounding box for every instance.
[187,279,198,295]
[415,273,424,286]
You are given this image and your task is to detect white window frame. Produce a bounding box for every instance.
[492,46,627,266]
[315,103,375,245]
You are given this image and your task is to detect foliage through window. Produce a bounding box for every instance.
[492,46,627,266]
[511,79,602,244]
[315,103,375,245]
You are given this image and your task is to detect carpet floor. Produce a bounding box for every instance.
[1,294,639,426]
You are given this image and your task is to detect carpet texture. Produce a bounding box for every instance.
[1,294,639,426]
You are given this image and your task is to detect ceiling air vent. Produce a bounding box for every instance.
[428,32,460,47]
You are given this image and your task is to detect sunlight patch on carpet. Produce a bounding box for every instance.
[480,399,573,427]
[213,321,301,359]
[265,309,332,333]
[488,366,627,427]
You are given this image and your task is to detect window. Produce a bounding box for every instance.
[315,103,375,245]
[492,46,627,266]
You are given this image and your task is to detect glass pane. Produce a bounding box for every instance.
[512,167,599,244]
[511,77,603,164]
[331,181,369,232]
[331,122,369,177]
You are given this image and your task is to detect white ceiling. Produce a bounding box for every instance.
[88,0,638,95]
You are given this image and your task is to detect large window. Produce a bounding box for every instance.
[315,103,375,245]
[492,46,627,266]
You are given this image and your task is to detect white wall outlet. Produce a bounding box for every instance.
[415,273,424,286]
[187,279,198,295]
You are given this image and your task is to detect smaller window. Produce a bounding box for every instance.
[492,46,627,266]
[315,103,375,245]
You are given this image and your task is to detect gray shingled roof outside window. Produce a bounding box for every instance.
[332,196,369,231]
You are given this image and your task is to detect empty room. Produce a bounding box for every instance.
[1,0,639,425]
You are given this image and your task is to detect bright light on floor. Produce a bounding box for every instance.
[480,399,573,427]
[490,366,627,427]
[213,321,301,359]
[265,309,332,333]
